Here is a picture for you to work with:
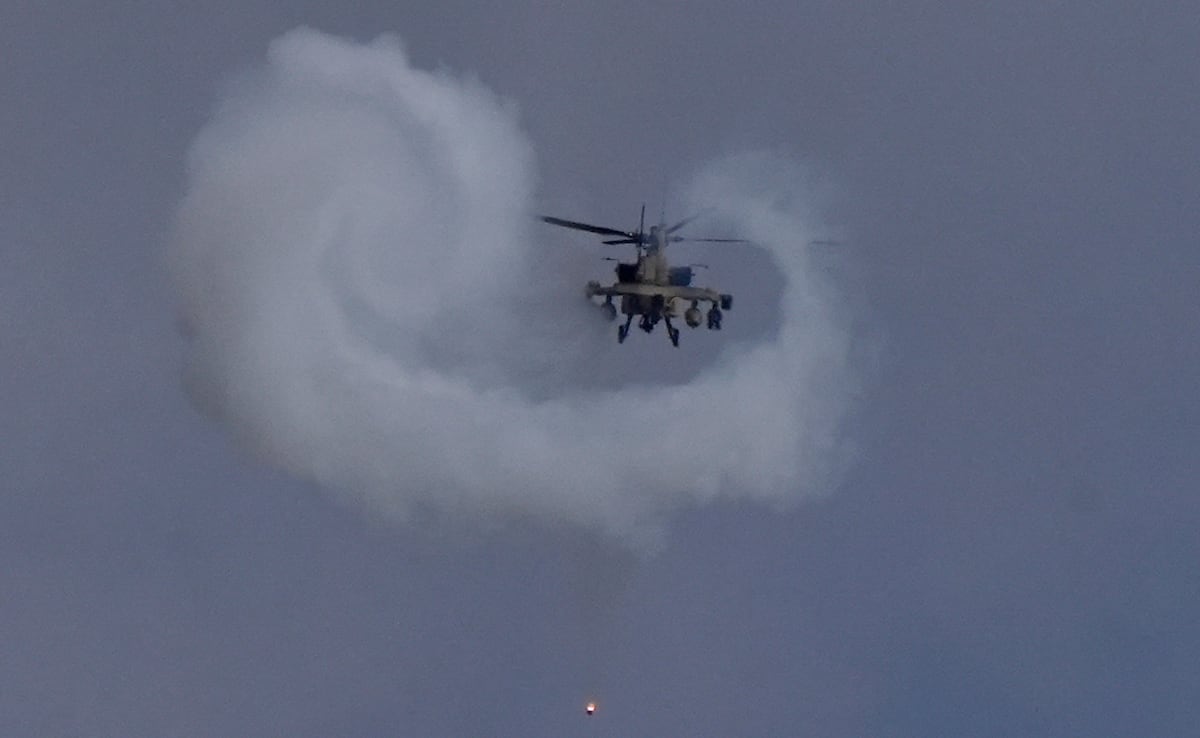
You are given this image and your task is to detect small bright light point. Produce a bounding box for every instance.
[585,701,597,715]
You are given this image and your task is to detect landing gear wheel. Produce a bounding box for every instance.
[617,324,629,343]
[720,294,733,311]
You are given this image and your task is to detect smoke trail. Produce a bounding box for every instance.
[169,28,854,549]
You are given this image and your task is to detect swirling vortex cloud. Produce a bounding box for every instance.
[170,28,855,550]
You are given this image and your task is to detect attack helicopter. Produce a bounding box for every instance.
[540,206,743,346]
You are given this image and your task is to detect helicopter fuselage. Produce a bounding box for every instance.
[586,248,732,345]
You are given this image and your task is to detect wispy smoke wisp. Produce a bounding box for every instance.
[170,29,854,549]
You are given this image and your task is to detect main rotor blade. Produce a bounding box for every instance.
[602,238,642,245]
[666,208,713,234]
[540,215,632,239]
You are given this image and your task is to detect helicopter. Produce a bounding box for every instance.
[540,205,743,346]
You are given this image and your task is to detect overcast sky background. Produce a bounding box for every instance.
[3,2,1198,736]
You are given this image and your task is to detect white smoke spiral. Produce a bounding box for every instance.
[170,28,854,549]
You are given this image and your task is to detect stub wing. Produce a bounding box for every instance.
[585,281,723,304]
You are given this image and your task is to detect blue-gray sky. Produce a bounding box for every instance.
[3,2,1198,736]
